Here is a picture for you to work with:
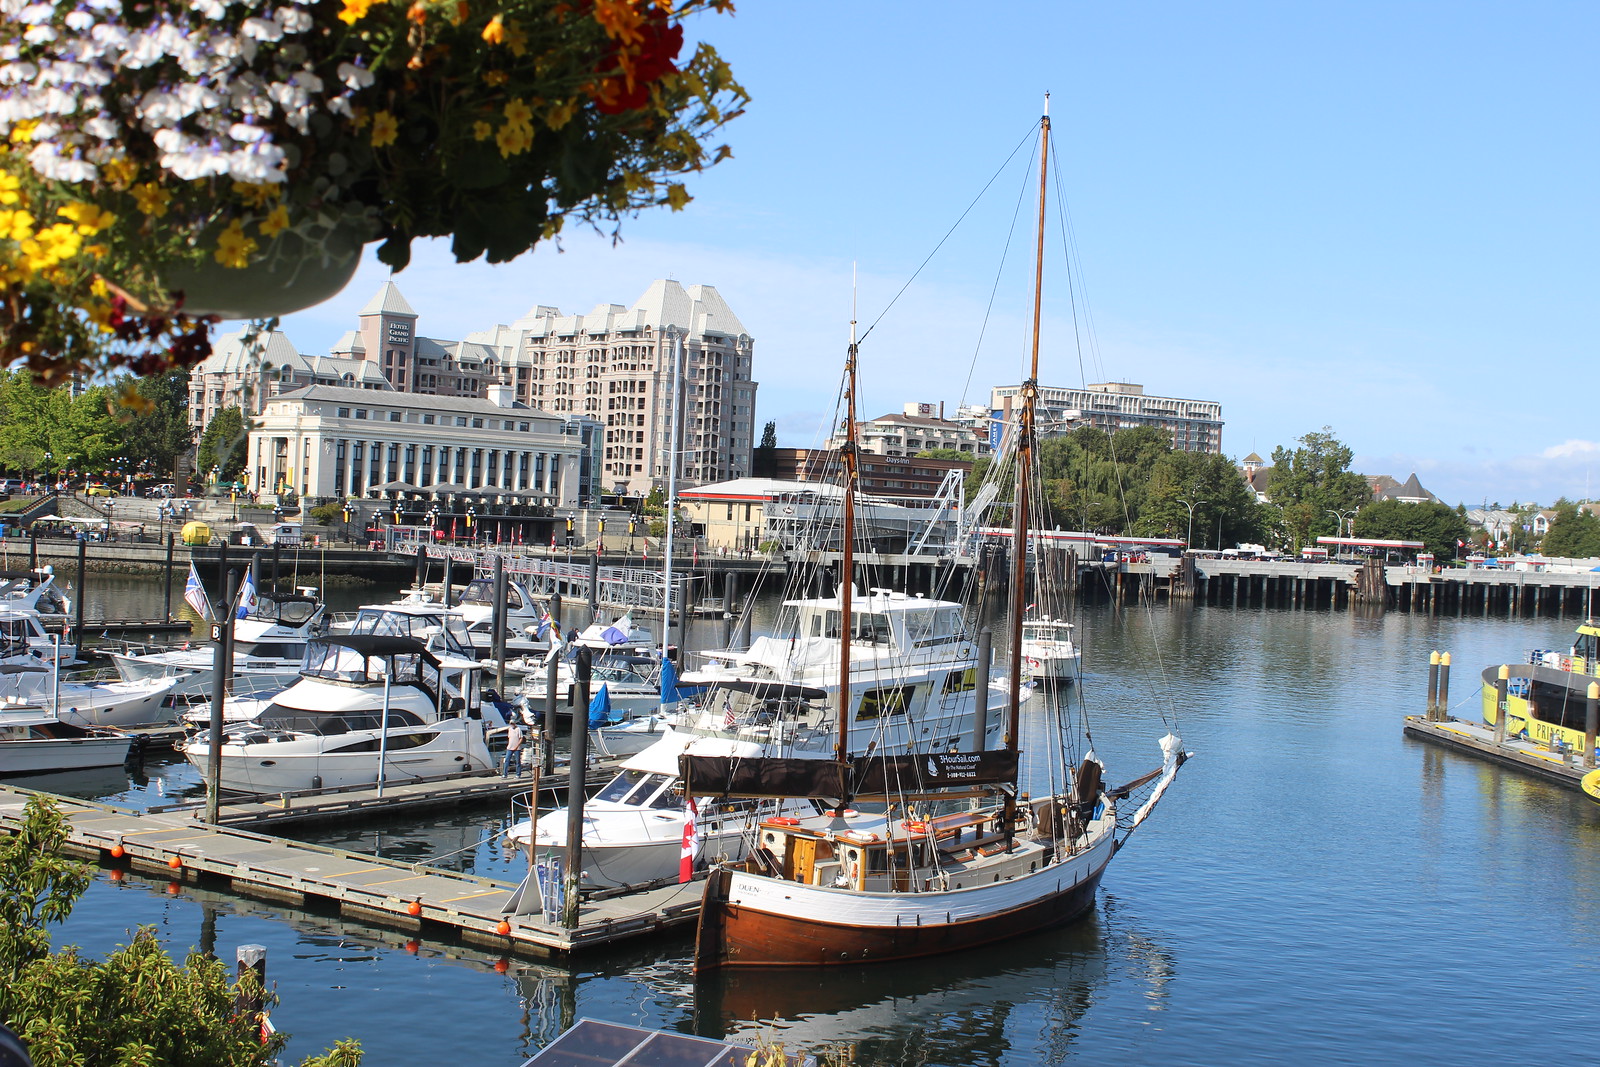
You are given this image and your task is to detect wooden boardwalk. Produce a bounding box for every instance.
[0,782,704,959]
[1402,715,1595,789]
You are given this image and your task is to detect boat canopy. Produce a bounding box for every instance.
[301,636,440,684]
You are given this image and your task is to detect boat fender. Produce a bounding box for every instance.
[768,816,800,826]
[903,820,928,834]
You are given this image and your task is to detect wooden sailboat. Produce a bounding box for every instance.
[686,100,1189,969]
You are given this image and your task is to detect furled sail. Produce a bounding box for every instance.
[679,750,1019,800]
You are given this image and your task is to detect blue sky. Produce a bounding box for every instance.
[276,2,1597,508]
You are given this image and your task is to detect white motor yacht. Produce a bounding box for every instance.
[1019,615,1081,681]
[0,708,132,775]
[181,634,500,794]
[0,568,71,629]
[0,664,177,728]
[109,589,325,699]
[0,607,75,667]
[505,729,817,889]
[509,586,1013,889]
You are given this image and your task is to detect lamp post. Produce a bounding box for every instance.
[1326,508,1354,541]
[1178,497,1206,550]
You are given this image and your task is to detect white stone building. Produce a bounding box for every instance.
[246,380,584,505]
[828,402,992,458]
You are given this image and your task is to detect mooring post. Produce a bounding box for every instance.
[1493,665,1510,744]
[204,564,242,824]
[234,944,267,1023]
[1437,653,1451,718]
[163,533,175,620]
[587,549,600,619]
[492,555,508,695]
[975,626,993,747]
[1586,681,1598,769]
[543,651,558,775]
[414,544,427,591]
[562,646,592,929]
[73,536,86,647]
[1426,651,1440,720]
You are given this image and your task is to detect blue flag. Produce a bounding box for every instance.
[183,562,212,620]
[587,683,615,727]
[235,562,258,619]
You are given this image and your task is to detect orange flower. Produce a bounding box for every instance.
[481,13,504,43]
[593,0,646,44]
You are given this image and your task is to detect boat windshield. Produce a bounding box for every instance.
[458,581,524,610]
[302,643,430,686]
[251,595,318,626]
[349,608,473,655]
[1023,623,1068,642]
[594,770,678,807]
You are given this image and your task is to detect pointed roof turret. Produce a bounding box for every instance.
[359,281,417,318]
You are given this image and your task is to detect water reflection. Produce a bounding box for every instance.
[682,908,1161,1067]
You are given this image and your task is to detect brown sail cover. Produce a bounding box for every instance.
[679,751,1019,799]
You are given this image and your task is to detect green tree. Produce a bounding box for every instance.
[751,420,778,478]
[0,796,361,1066]
[1540,505,1600,559]
[197,406,249,483]
[1267,427,1372,550]
[1350,499,1472,561]
[119,370,193,479]
[0,369,58,476]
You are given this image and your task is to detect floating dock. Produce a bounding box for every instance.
[0,782,703,958]
[1402,714,1596,790]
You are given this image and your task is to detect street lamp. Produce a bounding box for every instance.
[1178,498,1206,550]
[1326,508,1355,541]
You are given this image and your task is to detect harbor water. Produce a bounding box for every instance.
[30,576,1600,1065]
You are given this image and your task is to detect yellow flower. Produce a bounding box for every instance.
[8,119,37,144]
[483,69,509,87]
[546,99,578,130]
[481,13,504,43]
[214,219,258,268]
[233,181,280,207]
[0,172,19,206]
[665,183,690,211]
[338,0,385,25]
[495,121,533,157]
[503,21,528,56]
[259,203,291,238]
[0,208,35,241]
[58,201,115,235]
[371,110,399,147]
[132,182,172,218]
[472,120,493,141]
[503,97,534,130]
[593,0,646,44]
[102,157,138,189]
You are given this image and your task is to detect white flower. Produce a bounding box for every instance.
[22,24,57,44]
[227,122,269,144]
[336,61,374,91]
[275,6,312,33]
[193,0,227,17]
[18,3,52,20]
[241,17,283,42]
[28,142,96,183]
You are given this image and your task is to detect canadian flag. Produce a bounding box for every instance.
[679,796,700,883]
[1457,539,1465,548]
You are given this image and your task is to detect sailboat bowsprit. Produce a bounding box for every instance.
[690,99,1190,970]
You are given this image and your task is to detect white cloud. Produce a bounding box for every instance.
[1542,439,1600,460]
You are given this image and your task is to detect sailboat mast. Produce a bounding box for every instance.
[1007,100,1050,756]
[838,308,860,772]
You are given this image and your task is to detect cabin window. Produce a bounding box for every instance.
[857,685,911,720]
[942,668,977,694]
[822,611,892,645]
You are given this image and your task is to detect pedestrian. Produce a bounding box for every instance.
[502,720,525,776]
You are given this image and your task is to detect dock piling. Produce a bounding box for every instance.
[1586,682,1597,769]
[234,945,267,1021]
[1438,653,1451,717]
[1426,651,1440,720]
[1493,666,1510,744]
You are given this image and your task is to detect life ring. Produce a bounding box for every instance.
[768,816,800,826]
[903,820,928,834]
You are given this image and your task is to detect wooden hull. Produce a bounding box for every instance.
[695,832,1114,969]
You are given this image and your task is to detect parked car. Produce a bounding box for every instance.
[84,483,116,497]
[145,483,176,498]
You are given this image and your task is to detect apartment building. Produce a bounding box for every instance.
[989,381,1223,453]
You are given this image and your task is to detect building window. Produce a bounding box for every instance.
[472,418,484,428]
[337,407,350,417]
[422,414,434,425]
[354,409,368,419]
[389,411,401,422]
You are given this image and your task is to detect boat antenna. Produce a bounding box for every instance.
[835,279,860,812]
[1005,96,1050,836]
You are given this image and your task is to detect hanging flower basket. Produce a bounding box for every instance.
[0,0,747,387]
